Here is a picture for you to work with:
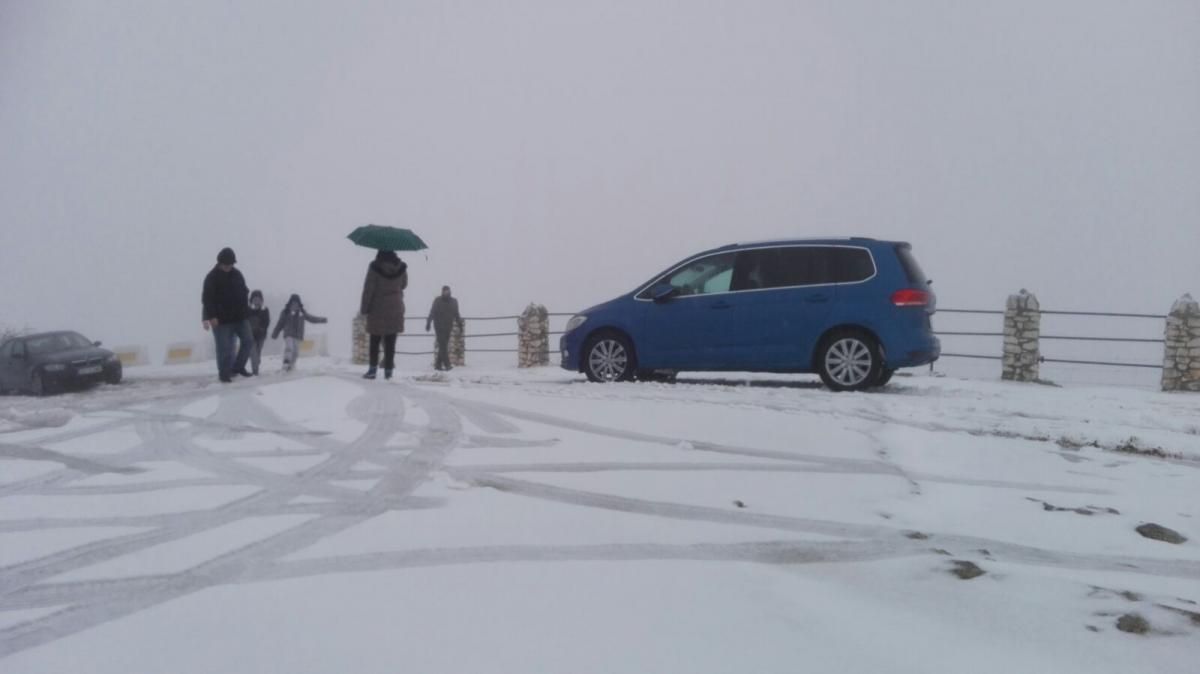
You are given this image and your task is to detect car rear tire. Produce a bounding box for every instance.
[874,368,895,387]
[583,333,636,383]
[817,330,882,392]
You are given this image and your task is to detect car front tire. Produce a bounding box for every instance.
[817,330,882,392]
[30,371,48,397]
[583,333,636,383]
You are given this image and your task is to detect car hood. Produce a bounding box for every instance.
[33,347,114,365]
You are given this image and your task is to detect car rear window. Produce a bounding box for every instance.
[826,247,876,283]
[895,245,927,285]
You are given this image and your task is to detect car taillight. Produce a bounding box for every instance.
[891,289,931,307]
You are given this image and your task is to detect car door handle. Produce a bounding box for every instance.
[805,295,830,303]
[710,301,733,310]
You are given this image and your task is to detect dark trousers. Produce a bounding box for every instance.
[369,334,397,372]
[434,329,452,370]
[251,333,266,374]
[213,319,253,380]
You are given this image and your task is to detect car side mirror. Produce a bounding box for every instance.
[94,341,102,347]
[651,284,680,303]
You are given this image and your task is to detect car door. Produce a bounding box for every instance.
[730,246,836,370]
[638,252,748,370]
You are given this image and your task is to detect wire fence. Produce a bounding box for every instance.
[391,306,1169,376]
[932,307,1164,370]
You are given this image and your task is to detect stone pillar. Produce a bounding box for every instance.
[1162,294,1200,392]
[1002,289,1041,382]
[351,314,368,365]
[450,319,466,367]
[434,320,467,368]
[517,304,550,368]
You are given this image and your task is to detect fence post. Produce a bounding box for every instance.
[1162,293,1200,392]
[352,314,368,365]
[1002,289,1041,382]
[518,304,550,368]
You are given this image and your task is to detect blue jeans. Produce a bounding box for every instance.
[213,320,253,380]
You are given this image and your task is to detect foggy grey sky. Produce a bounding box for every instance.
[2,0,1198,357]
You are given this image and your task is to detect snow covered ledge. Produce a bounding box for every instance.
[1002,289,1041,382]
[1162,293,1200,392]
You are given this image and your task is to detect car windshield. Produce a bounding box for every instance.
[25,333,93,355]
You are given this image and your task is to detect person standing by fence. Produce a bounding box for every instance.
[427,286,462,371]
[360,250,408,380]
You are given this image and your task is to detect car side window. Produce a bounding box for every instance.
[733,247,828,290]
[661,253,736,296]
[827,247,875,283]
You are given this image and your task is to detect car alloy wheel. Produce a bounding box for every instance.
[819,333,881,392]
[586,337,631,382]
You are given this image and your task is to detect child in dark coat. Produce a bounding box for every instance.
[271,294,327,371]
[247,290,271,376]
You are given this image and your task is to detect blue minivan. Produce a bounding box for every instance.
[560,238,939,391]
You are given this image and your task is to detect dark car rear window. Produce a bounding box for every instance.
[826,247,876,283]
[895,245,927,285]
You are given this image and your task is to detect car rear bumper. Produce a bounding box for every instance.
[885,334,940,369]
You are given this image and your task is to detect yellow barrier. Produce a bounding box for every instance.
[165,342,196,365]
[112,345,148,367]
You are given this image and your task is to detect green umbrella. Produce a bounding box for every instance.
[347,225,429,251]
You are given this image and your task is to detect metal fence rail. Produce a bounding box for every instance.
[930,307,1163,370]
[389,306,1168,372]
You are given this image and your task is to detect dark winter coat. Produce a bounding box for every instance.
[202,266,250,324]
[272,296,327,340]
[248,307,271,340]
[360,259,408,335]
[426,296,462,334]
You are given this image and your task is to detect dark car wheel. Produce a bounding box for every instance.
[817,330,882,392]
[106,366,123,386]
[30,371,49,397]
[583,333,636,383]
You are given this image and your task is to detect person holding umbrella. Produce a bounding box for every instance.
[360,250,408,380]
[348,225,427,381]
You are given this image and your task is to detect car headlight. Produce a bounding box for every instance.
[565,315,588,333]
[44,364,66,372]
[107,354,120,363]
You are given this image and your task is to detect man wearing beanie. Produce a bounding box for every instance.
[202,247,254,383]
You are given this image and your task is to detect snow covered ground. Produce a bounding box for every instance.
[1,356,1198,673]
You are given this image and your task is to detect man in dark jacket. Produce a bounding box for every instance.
[426,286,462,371]
[202,247,254,383]
[247,290,271,376]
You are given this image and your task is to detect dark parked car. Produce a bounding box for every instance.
[560,238,939,391]
[0,331,123,396]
